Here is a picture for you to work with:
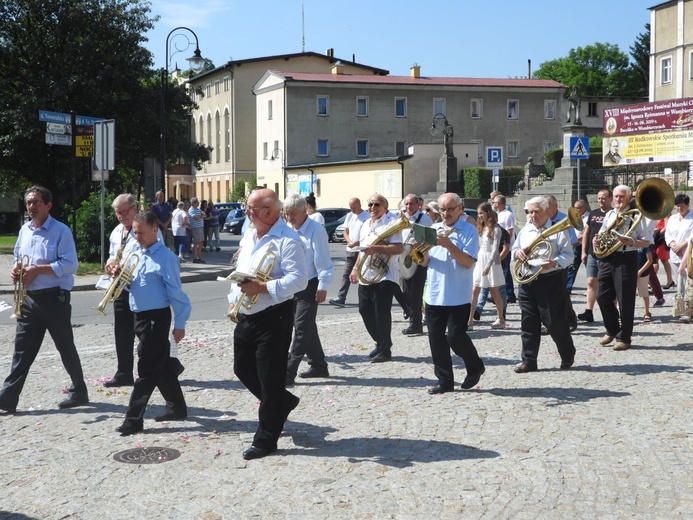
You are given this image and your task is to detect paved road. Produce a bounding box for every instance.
[0,252,691,519]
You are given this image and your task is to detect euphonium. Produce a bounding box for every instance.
[512,207,584,285]
[357,213,412,285]
[10,255,30,320]
[227,249,277,323]
[594,178,675,259]
[410,228,454,265]
[92,252,140,316]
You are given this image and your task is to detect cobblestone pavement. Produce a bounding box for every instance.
[0,271,691,519]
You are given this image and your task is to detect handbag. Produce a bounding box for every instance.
[673,279,690,316]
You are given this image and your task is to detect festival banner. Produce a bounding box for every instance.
[602,131,693,166]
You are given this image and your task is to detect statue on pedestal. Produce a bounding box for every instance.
[443,121,454,157]
[566,85,582,125]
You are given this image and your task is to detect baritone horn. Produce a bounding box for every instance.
[92,252,140,316]
[10,255,30,319]
[512,207,584,285]
[594,177,675,258]
[227,249,277,323]
[357,213,412,285]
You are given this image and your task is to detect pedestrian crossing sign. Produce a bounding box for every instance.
[569,137,589,159]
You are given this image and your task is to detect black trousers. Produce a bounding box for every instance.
[426,303,484,387]
[358,280,396,353]
[336,252,358,301]
[113,289,135,378]
[518,270,576,366]
[597,251,638,344]
[286,277,327,378]
[0,289,87,410]
[122,307,186,429]
[503,262,517,300]
[234,300,297,450]
[402,265,427,328]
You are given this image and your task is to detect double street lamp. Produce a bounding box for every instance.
[160,27,208,196]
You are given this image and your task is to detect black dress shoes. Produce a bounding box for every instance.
[560,357,575,370]
[427,384,454,395]
[402,326,424,336]
[58,394,89,409]
[104,376,135,388]
[514,363,538,374]
[116,424,143,436]
[370,351,392,363]
[242,445,277,460]
[154,412,187,422]
[0,402,16,414]
[299,366,329,378]
[461,367,486,389]
[368,346,381,358]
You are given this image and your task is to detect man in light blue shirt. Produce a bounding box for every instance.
[227,188,308,460]
[0,186,88,414]
[284,195,334,384]
[116,211,191,436]
[421,193,485,394]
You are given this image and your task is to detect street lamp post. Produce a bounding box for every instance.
[270,148,285,197]
[160,27,208,197]
[429,113,459,193]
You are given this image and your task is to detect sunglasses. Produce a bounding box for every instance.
[367,202,382,207]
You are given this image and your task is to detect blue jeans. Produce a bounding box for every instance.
[174,235,189,257]
[475,284,508,317]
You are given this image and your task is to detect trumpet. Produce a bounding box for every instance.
[227,249,277,323]
[10,255,30,320]
[92,252,140,315]
[357,213,412,285]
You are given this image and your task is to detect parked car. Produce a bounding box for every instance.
[317,207,350,225]
[223,209,247,234]
[325,214,346,242]
[215,202,242,228]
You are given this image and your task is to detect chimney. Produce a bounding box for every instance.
[332,60,345,75]
[410,63,421,78]
[528,59,532,78]
[326,48,334,57]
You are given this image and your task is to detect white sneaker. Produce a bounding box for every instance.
[680,315,692,324]
[178,256,186,263]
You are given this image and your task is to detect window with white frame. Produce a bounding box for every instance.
[507,100,519,120]
[206,83,211,98]
[470,99,483,119]
[223,76,229,91]
[433,98,446,116]
[190,89,196,103]
[356,139,369,157]
[268,100,273,120]
[543,141,558,154]
[214,80,220,95]
[588,102,598,117]
[395,141,406,156]
[317,139,329,156]
[224,109,230,162]
[357,97,368,117]
[273,140,279,155]
[507,141,519,157]
[661,56,672,85]
[317,96,329,116]
[262,142,268,160]
[544,100,556,120]
[470,139,483,159]
[395,98,407,118]
[215,112,221,163]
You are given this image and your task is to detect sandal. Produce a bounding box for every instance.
[643,313,652,323]
[664,281,676,289]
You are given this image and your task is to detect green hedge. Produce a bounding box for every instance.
[544,148,563,177]
[462,167,525,199]
[64,191,118,262]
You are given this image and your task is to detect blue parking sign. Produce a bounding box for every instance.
[486,146,503,169]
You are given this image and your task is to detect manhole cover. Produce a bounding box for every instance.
[113,447,181,464]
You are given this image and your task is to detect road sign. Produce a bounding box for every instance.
[76,135,94,146]
[45,133,72,146]
[75,115,102,126]
[570,137,590,159]
[46,123,71,135]
[39,110,71,125]
[486,146,503,169]
[94,119,115,170]
[76,146,94,157]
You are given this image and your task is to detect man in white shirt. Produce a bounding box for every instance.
[493,194,517,303]
[665,194,693,300]
[330,197,369,307]
[401,193,432,335]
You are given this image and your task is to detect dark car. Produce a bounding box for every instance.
[223,209,246,234]
[325,214,346,242]
[215,202,242,228]
[317,207,350,225]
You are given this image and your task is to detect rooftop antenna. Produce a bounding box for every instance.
[302,1,306,52]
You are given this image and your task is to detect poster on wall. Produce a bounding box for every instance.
[602,132,693,166]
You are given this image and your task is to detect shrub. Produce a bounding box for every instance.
[462,167,525,198]
[65,191,118,262]
[544,148,563,177]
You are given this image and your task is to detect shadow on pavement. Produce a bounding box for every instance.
[484,386,631,407]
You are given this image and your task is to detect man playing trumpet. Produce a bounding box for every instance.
[511,196,576,372]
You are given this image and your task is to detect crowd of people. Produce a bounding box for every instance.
[2,184,692,462]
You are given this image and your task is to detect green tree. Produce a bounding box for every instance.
[625,24,650,97]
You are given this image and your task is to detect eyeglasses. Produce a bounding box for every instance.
[439,205,460,213]
[367,202,382,208]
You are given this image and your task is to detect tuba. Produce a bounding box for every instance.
[92,252,140,316]
[357,213,412,285]
[227,249,277,323]
[594,178,675,259]
[512,207,584,285]
[10,255,30,319]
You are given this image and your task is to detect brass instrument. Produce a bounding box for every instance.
[357,213,412,285]
[10,255,30,319]
[410,228,454,265]
[512,207,584,285]
[594,178,675,258]
[227,249,277,323]
[92,252,140,316]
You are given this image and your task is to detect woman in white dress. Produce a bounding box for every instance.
[468,202,506,330]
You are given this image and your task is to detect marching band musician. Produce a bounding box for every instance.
[595,185,653,351]
[102,194,177,388]
[283,194,334,385]
[420,193,485,394]
[116,211,191,436]
[511,196,576,372]
[400,193,432,336]
[349,194,404,363]
[228,188,307,460]
[0,186,88,414]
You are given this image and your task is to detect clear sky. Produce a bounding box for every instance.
[144,0,654,78]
